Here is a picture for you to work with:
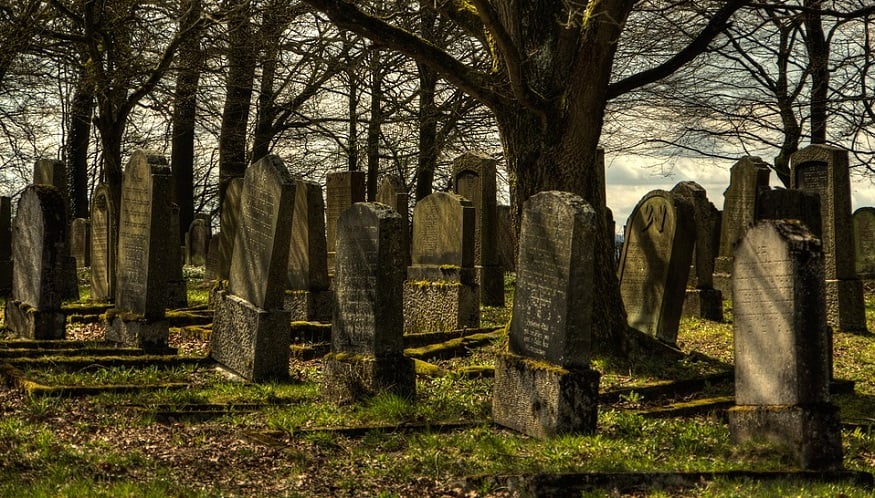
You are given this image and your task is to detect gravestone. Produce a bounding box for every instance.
[728,220,842,470]
[497,205,516,272]
[0,196,12,295]
[284,179,333,322]
[376,175,410,267]
[211,155,295,381]
[166,204,188,308]
[618,190,695,345]
[853,207,875,279]
[712,157,771,295]
[671,182,723,321]
[186,214,211,266]
[403,192,479,333]
[33,158,79,300]
[4,186,67,339]
[325,171,366,276]
[105,151,173,351]
[757,188,823,238]
[218,177,244,281]
[453,153,503,306]
[205,235,220,281]
[69,218,90,269]
[493,192,601,438]
[89,184,116,302]
[323,202,414,402]
[791,145,866,332]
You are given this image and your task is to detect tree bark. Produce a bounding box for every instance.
[804,0,829,144]
[366,47,383,201]
[66,66,94,220]
[415,6,438,202]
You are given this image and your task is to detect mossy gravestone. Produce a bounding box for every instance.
[89,184,116,302]
[493,191,601,438]
[4,185,67,339]
[284,179,332,322]
[211,155,295,381]
[729,220,842,470]
[323,203,414,403]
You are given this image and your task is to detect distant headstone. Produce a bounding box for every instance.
[186,214,211,266]
[853,207,875,279]
[618,190,695,344]
[493,192,601,438]
[70,218,90,269]
[166,203,188,308]
[323,202,414,403]
[105,151,173,351]
[728,220,842,470]
[376,175,410,267]
[4,185,67,339]
[325,171,366,276]
[284,179,332,322]
[497,205,516,272]
[791,145,866,332]
[403,192,479,333]
[712,157,770,295]
[453,153,503,306]
[211,155,295,381]
[205,234,220,281]
[218,177,243,281]
[89,184,116,302]
[0,196,12,295]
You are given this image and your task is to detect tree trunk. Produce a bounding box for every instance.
[347,66,359,172]
[366,47,383,201]
[415,6,438,202]
[804,0,829,144]
[66,68,94,220]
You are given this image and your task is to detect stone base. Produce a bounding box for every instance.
[728,404,843,470]
[105,314,169,352]
[283,289,333,322]
[682,288,723,322]
[210,291,290,382]
[0,259,11,295]
[825,279,867,332]
[4,300,65,340]
[492,352,600,439]
[322,353,415,404]
[403,280,479,334]
[167,279,188,309]
[477,265,505,307]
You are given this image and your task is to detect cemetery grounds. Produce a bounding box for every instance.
[1,268,875,497]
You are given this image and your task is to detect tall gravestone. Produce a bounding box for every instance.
[210,156,295,381]
[728,220,842,470]
[89,184,116,302]
[618,190,695,345]
[325,171,366,277]
[791,145,866,332]
[166,204,188,308]
[453,153,503,306]
[33,158,79,300]
[403,192,479,333]
[4,186,67,339]
[323,202,414,402]
[218,177,244,281]
[284,179,332,322]
[671,182,723,321]
[186,214,211,266]
[70,218,90,269]
[497,205,516,273]
[493,192,601,438]
[712,157,770,295]
[376,175,410,267]
[105,151,173,351]
[0,196,12,295]
[853,207,875,279]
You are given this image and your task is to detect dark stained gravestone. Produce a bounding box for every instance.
[853,207,875,279]
[186,214,212,266]
[493,192,601,438]
[403,192,479,333]
[4,186,67,339]
[70,218,90,269]
[211,155,295,381]
[105,151,173,351]
[728,220,842,470]
[89,184,116,302]
[497,205,516,273]
[0,196,12,295]
[756,188,823,239]
[712,157,771,295]
[375,175,410,267]
[323,202,414,403]
[218,177,243,281]
[166,203,188,308]
[453,153,503,307]
[791,145,866,332]
[618,190,695,345]
[325,171,366,277]
[33,158,79,300]
[284,179,332,322]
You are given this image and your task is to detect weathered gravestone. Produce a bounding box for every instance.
[4,186,67,339]
[186,214,211,266]
[497,205,516,273]
[33,158,79,300]
[853,207,875,279]
[671,182,723,321]
[618,190,695,345]
[403,192,479,333]
[323,202,414,402]
[493,191,601,438]
[453,153,503,306]
[729,220,842,470]
[210,155,295,381]
[376,175,410,267]
[105,151,173,352]
[89,184,116,302]
[218,177,244,281]
[712,157,771,295]
[284,179,332,322]
[70,218,90,269]
[757,188,823,239]
[325,171,366,277]
[791,145,866,332]
[0,196,12,295]
[205,235,220,281]
[166,203,188,308]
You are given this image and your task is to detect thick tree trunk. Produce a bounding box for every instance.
[415,7,438,202]
[366,47,383,201]
[66,69,94,220]
[804,0,829,144]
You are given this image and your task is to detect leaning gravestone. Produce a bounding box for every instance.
[89,184,116,302]
[403,192,479,333]
[493,191,601,438]
[218,177,244,281]
[186,214,211,266]
[4,186,68,339]
[70,218,90,269]
[323,202,414,402]
[853,207,875,279]
[618,190,695,345]
[210,155,295,381]
[453,153,503,306]
[284,179,332,322]
[0,196,12,295]
[105,151,173,351]
[376,175,410,267]
[791,145,866,332]
[325,170,366,276]
[729,220,842,470]
[33,158,79,300]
